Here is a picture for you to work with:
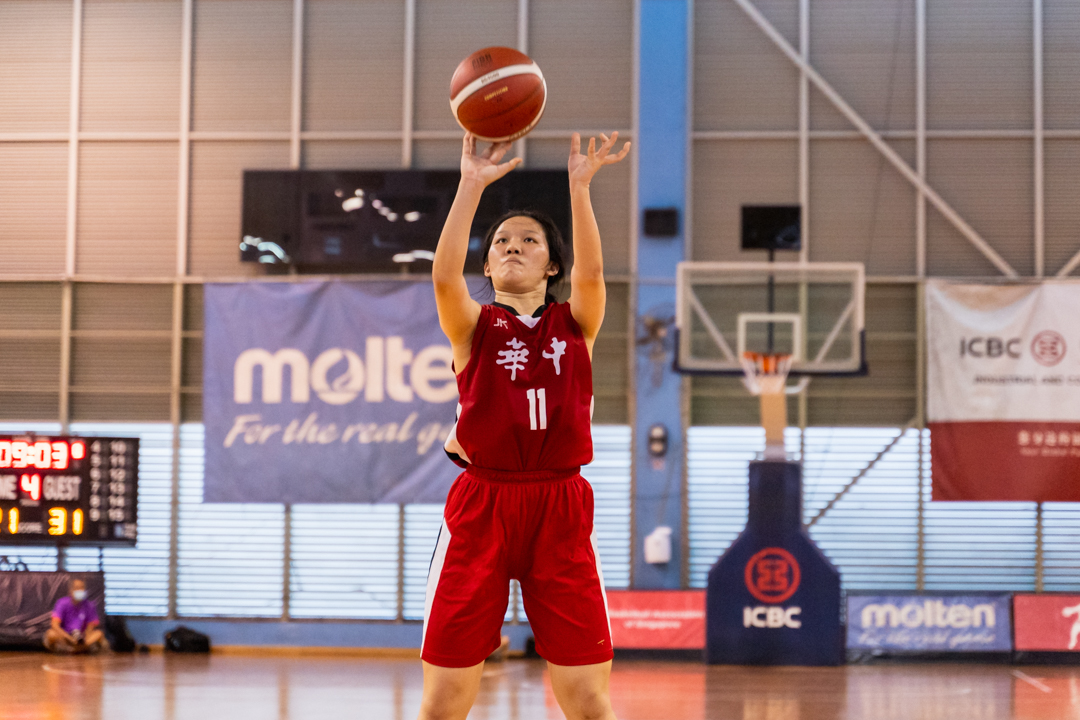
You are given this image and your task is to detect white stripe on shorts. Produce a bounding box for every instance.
[421,519,453,655]
[590,525,612,639]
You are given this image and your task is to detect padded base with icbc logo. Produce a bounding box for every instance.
[705,461,843,666]
[420,466,613,668]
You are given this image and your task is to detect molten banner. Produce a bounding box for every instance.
[203,281,460,503]
[926,281,1080,501]
[846,594,1012,652]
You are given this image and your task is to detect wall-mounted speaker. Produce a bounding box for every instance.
[741,205,801,252]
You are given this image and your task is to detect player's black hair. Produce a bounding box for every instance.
[480,209,568,304]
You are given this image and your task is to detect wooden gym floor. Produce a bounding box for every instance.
[0,651,1077,719]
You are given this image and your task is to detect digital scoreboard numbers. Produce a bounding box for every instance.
[0,436,138,546]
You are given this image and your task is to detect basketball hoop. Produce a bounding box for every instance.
[740,352,793,461]
[740,351,793,396]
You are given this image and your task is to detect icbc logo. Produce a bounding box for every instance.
[744,547,801,604]
[1031,331,1067,367]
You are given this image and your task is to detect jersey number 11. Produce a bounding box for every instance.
[526,388,547,430]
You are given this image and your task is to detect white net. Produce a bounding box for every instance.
[740,352,793,396]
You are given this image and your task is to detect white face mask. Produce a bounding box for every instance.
[72,590,87,602]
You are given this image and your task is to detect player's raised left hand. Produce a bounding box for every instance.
[568,131,631,189]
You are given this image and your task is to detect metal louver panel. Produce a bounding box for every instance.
[694,0,799,132]
[0,0,71,134]
[802,427,920,590]
[289,504,400,619]
[76,142,179,277]
[403,503,443,620]
[687,426,798,587]
[1043,503,1080,593]
[65,422,173,616]
[583,425,632,589]
[0,144,68,274]
[303,0,405,132]
[690,426,1080,594]
[176,424,285,617]
[188,141,289,278]
[413,0,516,132]
[926,0,1032,131]
[80,0,182,133]
[192,0,293,132]
[807,0,916,133]
[529,0,633,130]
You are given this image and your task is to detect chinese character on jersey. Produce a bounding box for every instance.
[542,337,566,375]
[497,338,529,380]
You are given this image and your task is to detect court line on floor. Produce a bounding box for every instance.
[1012,669,1053,693]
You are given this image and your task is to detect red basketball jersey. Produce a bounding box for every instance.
[445,302,594,471]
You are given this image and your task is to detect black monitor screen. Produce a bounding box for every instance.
[242,170,571,273]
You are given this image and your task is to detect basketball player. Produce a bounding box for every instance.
[420,130,630,720]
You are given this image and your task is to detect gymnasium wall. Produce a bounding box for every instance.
[2,0,1080,617]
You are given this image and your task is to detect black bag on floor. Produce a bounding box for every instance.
[104,616,136,653]
[164,626,211,653]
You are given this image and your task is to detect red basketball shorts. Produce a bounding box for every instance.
[421,466,613,668]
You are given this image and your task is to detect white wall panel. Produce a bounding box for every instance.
[926,139,1033,276]
[526,137,631,276]
[77,142,179,277]
[926,0,1032,131]
[808,139,917,275]
[81,0,183,133]
[1044,140,1080,277]
[74,283,173,331]
[1042,1,1080,131]
[188,141,290,277]
[0,144,68,274]
[413,0,517,132]
[694,0,799,132]
[289,505,400,619]
[808,0,915,132]
[192,0,294,132]
[530,0,633,131]
[691,140,798,261]
[303,0,405,132]
[411,138,464,169]
[303,141,404,169]
[0,0,72,133]
[176,424,286,617]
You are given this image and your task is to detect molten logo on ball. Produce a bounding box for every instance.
[745,547,801,604]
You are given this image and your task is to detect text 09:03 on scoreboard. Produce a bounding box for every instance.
[0,436,138,546]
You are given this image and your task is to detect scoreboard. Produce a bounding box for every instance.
[0,435,138,546]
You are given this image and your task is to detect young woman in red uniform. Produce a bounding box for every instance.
[420,130,629,720]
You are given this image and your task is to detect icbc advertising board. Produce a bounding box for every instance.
[0,436,138,546]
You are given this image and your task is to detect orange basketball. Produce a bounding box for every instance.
[449,47,547,143]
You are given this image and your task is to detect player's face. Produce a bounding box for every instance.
[484,216,558,293]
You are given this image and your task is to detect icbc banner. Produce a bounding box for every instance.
[606,591,705,649]
[1013,594,1080,651]
[926,281,1080,501]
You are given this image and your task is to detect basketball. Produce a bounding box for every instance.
[449,46,547,143]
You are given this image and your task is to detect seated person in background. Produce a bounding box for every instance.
[44,579,109,654]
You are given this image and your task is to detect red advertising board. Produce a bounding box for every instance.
[606,590,705,649]
[1013,594,1080,651]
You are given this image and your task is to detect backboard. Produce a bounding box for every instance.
[674,261,866,376]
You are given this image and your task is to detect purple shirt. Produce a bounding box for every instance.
[52,596,99,635]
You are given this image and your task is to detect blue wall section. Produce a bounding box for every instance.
[126,619,535,652]
[633,0,689,589]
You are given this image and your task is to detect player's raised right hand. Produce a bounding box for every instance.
[460,133,522,188]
